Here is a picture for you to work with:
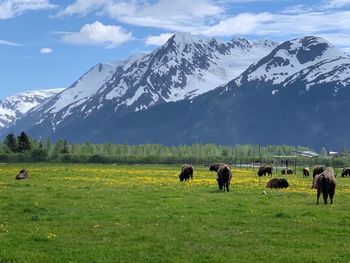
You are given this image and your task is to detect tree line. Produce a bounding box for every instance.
[0,132,349,167]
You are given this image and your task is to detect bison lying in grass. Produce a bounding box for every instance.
[266,178,289,189]
[217,165,232,192]
[313,167,336,205]
[258,166,273,177]
[179,164,193,182]
[16,169,29,180]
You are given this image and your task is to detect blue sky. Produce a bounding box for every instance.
[1,0,350,99]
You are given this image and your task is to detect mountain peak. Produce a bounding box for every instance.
[275,36,344,64]
[0,88,63,130]
[238,35,348,85]
[231,36,278,50]
[169,32,202,43]
[231,36,252,49]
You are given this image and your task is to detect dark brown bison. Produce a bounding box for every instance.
[313,166,324,178]
[266,178,289,189]
[16,169,29,180]
[209,163,224,172]
[313,167,336,204]
[258,166,273,177]
[217,165,232,192]
[341,167,350,177]
[281,169,293,175]
[179,164,193,182]
[303,167,310,178]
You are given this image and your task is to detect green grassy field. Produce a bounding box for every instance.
[0,164,350,263]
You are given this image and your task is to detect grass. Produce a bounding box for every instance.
[0,163,350,263]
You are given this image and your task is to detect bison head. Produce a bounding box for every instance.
[179,173,185,182]
[280,179,289,188]
[209,165,216,171]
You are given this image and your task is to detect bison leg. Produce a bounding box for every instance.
[329,193,334,204]
[317,189,321,204]
[329,189,335,204]
[226,183,229,192]
[217,178,223,191]
[323,192,328,204]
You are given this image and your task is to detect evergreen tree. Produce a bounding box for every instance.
[4,133,18,152]
[62,140,70,154]
[17,131,31,152]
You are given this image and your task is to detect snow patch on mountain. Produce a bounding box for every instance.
[45,63,117,114]
[5,33,278,135]
[0,88,63,129]
[239,36,348,86]
[104,32,278,110]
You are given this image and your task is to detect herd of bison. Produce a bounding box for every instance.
[14,163,349,205]
[179,163,344,205]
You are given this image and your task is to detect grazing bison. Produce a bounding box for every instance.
[217,165,232,192]
[281,169,286,175]
[16,169,29,180]
[313,167,336,204]
[209,163,224,172]
[313,166,324,178]
[179,164,193,182]
[303,167,310,178]
[258,166,273,177]
[266,178,289,189]
[341,167,350,177]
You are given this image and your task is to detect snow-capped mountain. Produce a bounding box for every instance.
[0,89,64,131]
[99,34,277,107]
[7,33,277,139]
[235,36,349,88]
[85,36,350,149]
[37,54,144,119]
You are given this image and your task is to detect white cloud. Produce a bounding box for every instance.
[197,11,350,39]
[145,33,173,46]
[0,0,56,19]
[56,0,109,16]
[58,0,222,32]
[322,0,350,8]
[40,47,53,54]
[109,0,223,32]
[200,12,273,37]
[61,21,132,48]
[0,39,22,46]
[57,0,350,50]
